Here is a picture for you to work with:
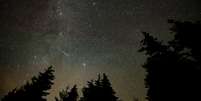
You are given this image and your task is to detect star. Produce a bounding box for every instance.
[59,32,64,37]
[92,2,96,6]
[82,63,87,67]
[34,56,37,59]
[59,12,63,16]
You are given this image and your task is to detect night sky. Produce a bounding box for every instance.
[0,0,201,101]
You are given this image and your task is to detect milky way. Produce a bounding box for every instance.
[0,0,201,101]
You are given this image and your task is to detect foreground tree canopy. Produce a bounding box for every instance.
[2,19,200,101]
[80,73,118,101]
[1,66,55,101]
[55,85,78,101]
[139,20,201,101]
[1,67,119,101]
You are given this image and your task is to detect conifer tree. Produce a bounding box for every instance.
[55,85,78,101]
[1,66,55,101]
[139,20,201,101]
[80,73,118,101]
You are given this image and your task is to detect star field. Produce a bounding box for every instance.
[0,0,201,101]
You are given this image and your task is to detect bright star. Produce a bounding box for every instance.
[82,63,87,67]
[92,2,96,6]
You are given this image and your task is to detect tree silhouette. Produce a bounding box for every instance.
[139,20,201,101]
[80,73,118,101]
[1,66,55,101]
[55,85,78,101]
[133,97,139,101]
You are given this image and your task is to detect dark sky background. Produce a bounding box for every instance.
[0,0,201,101]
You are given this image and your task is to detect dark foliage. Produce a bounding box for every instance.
[80,73,118,101]
[1,66,55,101]
[55,85,78,101]
[1,67,120,101]
[139,20,201,101]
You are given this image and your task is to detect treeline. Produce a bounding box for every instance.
[139,19,201,101]
[2,19,201,101]
[1,66,119,101]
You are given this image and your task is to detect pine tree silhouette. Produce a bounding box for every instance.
[55,85,78,101]
[133,97,139,101]
[1,66,55,101]
[80,73,118,101]
[101,73,118,101]
[139,20,201,101]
